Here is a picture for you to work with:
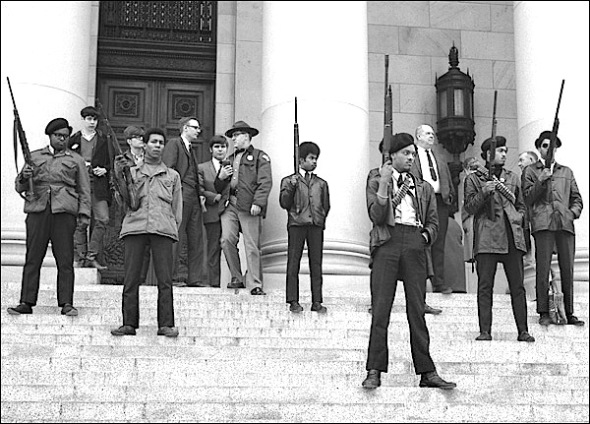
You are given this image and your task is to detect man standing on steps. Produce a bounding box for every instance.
[215,121,272,296]
[162,116,209,287]
[464,136,535,342]
[362,133,456,391]
[410,124,455,294]
[7,118,91,317]
[111,128,182,337]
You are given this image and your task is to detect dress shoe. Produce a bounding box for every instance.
[250,287,266,296]
[157,326,179,337]
[517,331,535,342]
[172,280,187,287]
[73,260,85,268]
[61,304,78,316]
[85,259,107,270]
[227,278,246,289]
[538,313,551,326]
[311,302,327,314]
[289,301,303,313]
[419,371,456,390]
[424,303,442,315]
[7,303,33,315]
[362,370,381,389]
[475,332,492,341]
[567,315,585,326]
[111,325,136,336]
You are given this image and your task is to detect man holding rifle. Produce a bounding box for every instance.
[522,131,584,326]
[7,118,91,316]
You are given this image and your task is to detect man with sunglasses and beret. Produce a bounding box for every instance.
[215,121,272,295]
[522,131,584,327]
[7,118,91,317]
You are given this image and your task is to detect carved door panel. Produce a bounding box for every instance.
[97,78,215,284]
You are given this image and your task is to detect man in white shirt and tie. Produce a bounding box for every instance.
[410,125,455,294]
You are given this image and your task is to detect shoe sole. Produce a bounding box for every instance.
[419,383,456,390]
[7,309,32,315]
[63,310,78,317]
[362,382,381,389]
[111,331,136,336]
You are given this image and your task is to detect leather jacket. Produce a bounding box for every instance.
[279,173,330,229]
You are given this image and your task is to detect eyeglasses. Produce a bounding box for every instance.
[52,133,70,140]
[232,131,247,138]
[131,136,144,140]
[187,125,201,131]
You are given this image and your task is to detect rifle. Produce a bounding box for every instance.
[95,99,139,211]
[545,80,565,169]
[487,90,498,221]
[294,97,300,174]
[382,55,394,164]
[7,77,34,198]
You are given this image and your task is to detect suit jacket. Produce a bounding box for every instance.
[198,160,225,224]
[410,148,454,206]
[162,136,202,199]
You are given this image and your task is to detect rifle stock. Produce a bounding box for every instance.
[487,90,498,221]
[294,97,299,174]
[545,79,565,169]
[95,99,139,211]
[7,77,34,197]
[382,55,393,164]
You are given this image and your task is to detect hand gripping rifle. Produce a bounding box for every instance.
[7,77,34,199]
[545,80,565,169]
[95,99,139,211]
[487,90,498,221]
[294,97,300,174]
[382,55,394,164]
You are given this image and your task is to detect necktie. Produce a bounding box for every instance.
[305,171,311,183]
[426,150,438,181]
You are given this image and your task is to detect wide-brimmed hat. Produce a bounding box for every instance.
[225,121,259,138]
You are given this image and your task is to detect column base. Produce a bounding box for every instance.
[262,239,370,275]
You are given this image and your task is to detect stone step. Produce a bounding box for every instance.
[2,384,588,405]
[2,343,586,365]
[2,369,586,391]
[1,331,587,350]
[2,355,587,377]
[1,400,588,423]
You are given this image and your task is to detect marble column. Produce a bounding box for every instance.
[1,1,94,266]
[260,1,371,275]
[513,1,589,284]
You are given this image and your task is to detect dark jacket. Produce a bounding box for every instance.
[410,148,455,206]
[366,169,438,260]
[162,136,203,199]
[16,147,91,218]
[522,160,583,235]
[464,167,526,255]
[279,172,330,229]
[68,130,111,203]
[214,145,272,218]
[198,160,224,224]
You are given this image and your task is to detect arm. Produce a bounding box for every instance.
[171,171,183,231]
[421,186,439,245]
[323,180,331,218]
[253,152,273,210]
[199,165,219,205]
[161,140,178,170]
[463,173,492,216]
[366,169,390,225]
[522,165,548,207]
[76,156,92,219]
[279,175,298,211]
[569,172,583,219]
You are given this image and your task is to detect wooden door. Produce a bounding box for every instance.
[97,77,215,284]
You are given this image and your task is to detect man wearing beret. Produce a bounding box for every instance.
[522,131,584,327]
[410,124,456,294]
[162,116,209,287]
[215,121,272,295]
[464,136,535,342]
[7,118,91,316]
[68,106,111,270]
[362,133,456,390]
[198,134,230,288]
